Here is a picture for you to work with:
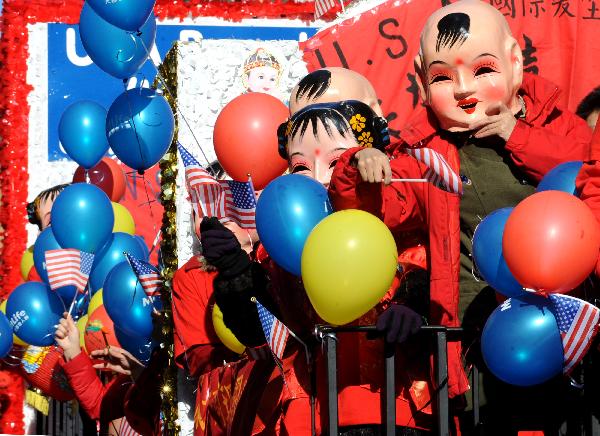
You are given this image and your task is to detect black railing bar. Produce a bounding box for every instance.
[316,325,464,334]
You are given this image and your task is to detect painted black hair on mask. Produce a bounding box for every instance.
[294,70,332,102]
[436,12,470,52]
[277,100,390,159]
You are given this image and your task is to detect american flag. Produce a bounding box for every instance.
[405,147,463,195]
[256,300,290,361]
[178,143,223,218]
[125,253,162,297]
[178,143,257,229]
[315,0,336,18]
[548,294,600,374]
[44,249,94,293]
[220,179,257,229]
[118,417,140,436]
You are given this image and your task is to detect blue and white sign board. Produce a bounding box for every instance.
[27,19,319,246]
[47,21,318,161]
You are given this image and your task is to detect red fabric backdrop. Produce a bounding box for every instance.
[301,0,600,142]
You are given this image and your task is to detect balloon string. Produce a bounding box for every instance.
[136,35,213,169]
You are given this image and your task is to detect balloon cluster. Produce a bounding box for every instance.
[255,174,398,326]
[11,182,159,362]
[56,0,174,175]
[473,162,600,386]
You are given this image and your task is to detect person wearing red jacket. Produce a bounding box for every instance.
[329,1,591,433]
[203,97,434,434]
[54,312,162,435]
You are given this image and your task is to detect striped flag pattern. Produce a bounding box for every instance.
[548,294,600,374]
[125,253,162,297]
[178,143,257,229]
[118,417,141,436]
[256,300,290,361]
[45,249,94,293]
[220,179,257,229]
[178,143,223,218]
[405,147,463,195]
[315,0,337,18]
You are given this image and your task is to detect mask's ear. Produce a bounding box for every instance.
[508,37,523,97]
[414,52,428,104]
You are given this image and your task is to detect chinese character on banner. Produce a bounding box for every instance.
[522,34,539,75]
[527,0,546,17]
[584,0,600,19]
[490,0,516,18]
[552,0,575,17]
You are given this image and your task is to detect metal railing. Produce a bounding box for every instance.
[315,324,466,436]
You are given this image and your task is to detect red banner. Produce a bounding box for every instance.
[301,0,600,141]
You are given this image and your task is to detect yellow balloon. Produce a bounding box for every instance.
[88,290,103,317]
[112,202,135,235]
[0,300,27,346]
[212,304,245,354]
[20,245,35,280]
[77,315,88,353]
[301,209,398,325]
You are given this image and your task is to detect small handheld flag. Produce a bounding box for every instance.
[548,293,600,374]
[255,299,290,361]
[45,249,94,293]
[124,253,162,297]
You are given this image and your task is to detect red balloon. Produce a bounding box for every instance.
[213,93,289,189]
[502,191,600,293]
[73,157,126,202]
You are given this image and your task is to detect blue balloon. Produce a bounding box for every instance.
[6,282,65,347]
[134,235,150,259]
[33,228,61,284]
[115,326,156,364]
[72,293,90,321]
[79,3,156,80]
[51,183,114,254]
[537,161,583,195]
[90,232,149,293]
[256,174,332,276]
[106,88,175,172]
[482,294,564,386]
[86,0,156,32]
[472,208,525,298]
[0,313,13,358]
[58,101,109,169]
[103,261,161,338]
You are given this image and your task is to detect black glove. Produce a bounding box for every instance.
[200,217,251,278]
[376,304,424,344]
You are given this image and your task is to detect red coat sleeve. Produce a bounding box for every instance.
[172,263,234,378]
[505,110,592,182]
[61,353,127,422]
[576,125,600,276]
[329,147,427,234]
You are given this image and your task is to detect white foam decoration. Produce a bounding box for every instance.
[175,40,308,266]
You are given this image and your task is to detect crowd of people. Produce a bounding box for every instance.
[15,0,600,434]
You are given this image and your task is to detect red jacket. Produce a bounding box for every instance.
[172,256,237,378]
[576,123,600,275]
[62,352,129,424]
[329,73,592,399]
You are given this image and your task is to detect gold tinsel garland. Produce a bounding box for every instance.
[155,44,180,435]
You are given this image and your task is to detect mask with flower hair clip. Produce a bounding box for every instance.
[277,100,390,159]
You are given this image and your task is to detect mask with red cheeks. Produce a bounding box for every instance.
[415,1,523,132]
[278,100,391,185]
[288,126,352,185]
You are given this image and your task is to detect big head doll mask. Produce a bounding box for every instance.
[415,0,523,132]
